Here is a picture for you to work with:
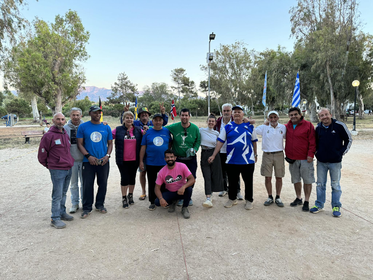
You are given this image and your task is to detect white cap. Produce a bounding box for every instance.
[267,111,279,117]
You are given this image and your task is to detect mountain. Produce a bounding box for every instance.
[77,86,112,101]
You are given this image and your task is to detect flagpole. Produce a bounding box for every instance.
[262,71,267,121]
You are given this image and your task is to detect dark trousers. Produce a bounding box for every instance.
[146,165,164,204]
[155,186,193,208]
[176,155,197,199]
[226,164,255,202]
[82,162,110,211]
[201,149,224,195]
[220,153,241,192]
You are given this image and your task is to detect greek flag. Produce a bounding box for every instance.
[262,71,267,107]
[292,72,300,107]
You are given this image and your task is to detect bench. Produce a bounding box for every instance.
[21,130,44,144]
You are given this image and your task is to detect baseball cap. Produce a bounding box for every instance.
[152,113,163,119]
[89,105,102,112]
[138,107,151,116]
[267,111,279,117]
[232,105,244,112]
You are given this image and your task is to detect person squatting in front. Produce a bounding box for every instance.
[154,149,195,219]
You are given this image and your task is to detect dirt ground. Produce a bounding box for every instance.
[0,125,373,279]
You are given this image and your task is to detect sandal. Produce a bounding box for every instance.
[139,194,147,200]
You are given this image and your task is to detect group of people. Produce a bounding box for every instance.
[38,102,352,229]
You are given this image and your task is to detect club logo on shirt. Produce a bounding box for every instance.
[90,132,102,143]
[165,175,182,184]
[153,136,164,146]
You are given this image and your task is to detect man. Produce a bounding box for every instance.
[214,103,253,200]
[310,108,352,217]
[256,111,286,207]
[38,113,75,229]
[43,122,51,134]
[77,105,113,219]
[139,113,172,210]
[123,103,168,201]
[285,107,316,212]
[166,108,201,206]
[154,149,195,219]
[64,107,84,213]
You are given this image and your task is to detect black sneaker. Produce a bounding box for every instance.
[128,194,134,205]
[302,201,309,212]
[148,204,156,211]
[290,198,303,207]
[122,197,129,209]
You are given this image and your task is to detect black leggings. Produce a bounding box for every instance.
[117,161,138,186]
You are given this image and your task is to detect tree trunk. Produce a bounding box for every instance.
[31,95,40,122]
[55,88,62,113]
[309,99,318,123]
[335,99,342,121]
[326,61,335,118]
[359,93,364,119]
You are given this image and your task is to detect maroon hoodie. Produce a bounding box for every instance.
[38,126,74,170]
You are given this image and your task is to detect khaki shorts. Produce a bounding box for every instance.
[260,151,285,178]
[289,160,315,184]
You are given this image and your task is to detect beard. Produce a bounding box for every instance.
[167,160,175,166]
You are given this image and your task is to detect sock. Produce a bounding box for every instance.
[207,197,211,200]
[122,195,126,199]
[275,195,280,199]
[269,195,273,199]
[128,193,133,197]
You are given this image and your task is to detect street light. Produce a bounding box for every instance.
[352,80,360,135]
[208,32,215,116]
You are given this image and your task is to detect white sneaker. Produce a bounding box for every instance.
[224,199,238,208]
[202,199,213,208]
[245,200,253,210]
[237,192,244,200]
[219,191,228,197]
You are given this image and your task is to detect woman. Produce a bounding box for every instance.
[139,113,172,211]
[112,111,143,209]
[208,105,258,210]
[199,114,223,207]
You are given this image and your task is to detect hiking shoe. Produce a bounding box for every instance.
[80,210,91,219]
[290,198,303,207]
[224,199,238,208]
[60,213,74,221]
[148,204,156,211]
[302,201,309,212]
[275,198,284,207]
[310,206,324,214]
[128,194,134,205]
[202,199,213,208]
[168,201,177,213]
[237,192,244,200]
[332,207,342,218]
[69,205,79,213]
[96,206,107,214]
[50,220,66,229]
[245,200,253,210]
[219,191,228,197]
[181,207,190,219]
[122,197,129,209]
[264,197,274,206]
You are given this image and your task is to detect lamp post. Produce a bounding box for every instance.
[208,32,215,116]
[352,80,359,135]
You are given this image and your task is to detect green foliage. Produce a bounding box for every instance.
[37,98,52,116]
[5,97,31,117]
[170,68,198,101]
[73,97,92,114]
[0,91,4,105]
[0,106,7,116]
[107,72,137,105]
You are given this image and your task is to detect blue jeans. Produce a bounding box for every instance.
[315,161,342,208]
[70,161,83,206]
[49,169,72,220]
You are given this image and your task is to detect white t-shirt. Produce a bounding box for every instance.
[219,119,231,153]
[255,123,286,152]
[199,127,219,148]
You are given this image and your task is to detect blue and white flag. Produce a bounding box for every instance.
[262,71,267,107]
[292,72,300,107]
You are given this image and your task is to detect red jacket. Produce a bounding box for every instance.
[285,118,316,160]
[38,126,74,170]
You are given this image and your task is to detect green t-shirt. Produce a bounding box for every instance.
[166,122,201,157]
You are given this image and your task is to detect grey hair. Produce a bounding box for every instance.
[122,111,134,121]
[70,107,82,115]
[222,103,233,111]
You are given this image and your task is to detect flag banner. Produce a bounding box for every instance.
[170,100,177,120]
[292,72,300,107]
[134,97,138,120]
[262,71,267,107]
[99,96,103,122]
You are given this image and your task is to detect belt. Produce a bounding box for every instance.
[201,145,214,150]
[264,151,283,155]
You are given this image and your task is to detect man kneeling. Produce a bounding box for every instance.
[154,149,195,219]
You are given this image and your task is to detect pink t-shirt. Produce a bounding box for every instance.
[155,162,192,192]
[112,127,138,161]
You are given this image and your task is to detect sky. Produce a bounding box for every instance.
[7,0,373,92]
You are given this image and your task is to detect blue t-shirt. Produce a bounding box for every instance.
[141,127,171,166]
[217,122,258,164]
[77,121,113,162]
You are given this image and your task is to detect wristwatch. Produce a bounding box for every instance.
[106,154,111,158]
[84,153,91,159]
